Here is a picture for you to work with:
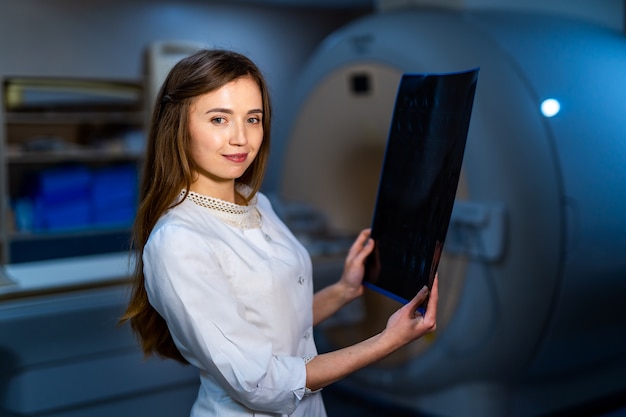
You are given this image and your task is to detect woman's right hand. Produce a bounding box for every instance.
[305,275,439,392]
[381,275,439,349]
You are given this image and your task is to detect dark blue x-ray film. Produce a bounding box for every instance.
[364,68,479,305]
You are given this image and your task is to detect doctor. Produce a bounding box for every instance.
[121,48,438,417]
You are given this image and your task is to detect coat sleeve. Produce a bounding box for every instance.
[143,221,307,414]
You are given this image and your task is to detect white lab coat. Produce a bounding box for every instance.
[144,191,326,417]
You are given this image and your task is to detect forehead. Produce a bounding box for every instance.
[191,76,262,108]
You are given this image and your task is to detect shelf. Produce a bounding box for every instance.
[8,228,133,264]
[6,148,144,164]
[5,111,145,125]
[2,76,144,265]
[9,226,132,242]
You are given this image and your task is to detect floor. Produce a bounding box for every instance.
[323,385,428,417]
[322,384,626,417]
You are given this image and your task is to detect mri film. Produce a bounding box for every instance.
[364,69,479,304]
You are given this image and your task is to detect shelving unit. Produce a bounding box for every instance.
[0,77,145,264]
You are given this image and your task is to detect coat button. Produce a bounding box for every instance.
[304,330,311,340]
[298,276,305,285]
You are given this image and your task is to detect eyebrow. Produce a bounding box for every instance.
[205,108,263,115]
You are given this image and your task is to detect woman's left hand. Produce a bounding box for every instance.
[312,229,375,326]
[338,228,375,301]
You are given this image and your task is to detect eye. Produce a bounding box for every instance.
[247,116,262,124]
[212,116,227,125]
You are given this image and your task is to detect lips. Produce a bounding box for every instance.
[223,153,248,163]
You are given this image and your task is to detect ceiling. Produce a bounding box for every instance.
[224,0,374,9]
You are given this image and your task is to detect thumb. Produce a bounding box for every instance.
[404,285,429,316]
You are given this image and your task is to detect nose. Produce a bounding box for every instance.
[229,121,248,146]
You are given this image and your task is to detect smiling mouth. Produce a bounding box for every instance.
[223,153,248,163]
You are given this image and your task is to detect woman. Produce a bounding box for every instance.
[121,49,438,417]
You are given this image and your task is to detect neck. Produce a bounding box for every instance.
[189,180,236,203]
[188,181,250,205]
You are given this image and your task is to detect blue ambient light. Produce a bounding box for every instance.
[540,98,561,118]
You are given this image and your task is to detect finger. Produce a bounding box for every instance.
[352,236,375,264]
[346,229,373,260]
[404,285,430,315]
[354,228,371,249]
[423,275,439,325]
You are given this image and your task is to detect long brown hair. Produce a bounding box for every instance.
[120,49,272,363]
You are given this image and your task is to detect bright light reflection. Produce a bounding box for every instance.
[541,98,561,118]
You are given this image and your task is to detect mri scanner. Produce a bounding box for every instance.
[1,7,625,417]
[275,7,626,417]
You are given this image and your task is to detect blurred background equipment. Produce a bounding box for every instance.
[277,9,626,417]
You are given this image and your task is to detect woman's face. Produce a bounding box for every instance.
[187,76,264,197]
